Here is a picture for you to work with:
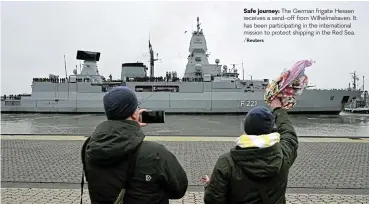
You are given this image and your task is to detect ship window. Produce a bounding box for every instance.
[5,101,21,106]
[195,39,202,43]
[330,96,334,100]
[153,85,179,92]
[135,86,153,92]
[195,57,201,62]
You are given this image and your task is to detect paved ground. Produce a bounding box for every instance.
[1,189,369,204]
[1,136,369,203]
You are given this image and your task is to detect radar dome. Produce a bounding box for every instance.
[223,65,228,69]
[215,59,220,64]
[49,74,59,78]
[73,69,77,75]
[195,64,202,71]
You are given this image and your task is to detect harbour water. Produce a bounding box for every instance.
[1,113,369,137]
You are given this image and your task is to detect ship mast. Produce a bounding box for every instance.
[363,76,365,91]
[149,38,160,78]
[64,54,68,82]
[350,71,359,90]
[196,17,200,33]
[242,60,245,80]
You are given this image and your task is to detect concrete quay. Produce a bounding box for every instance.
[1,135,369,204]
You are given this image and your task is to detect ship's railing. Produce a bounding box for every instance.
[102,79,124,83]
[33,77,68,83]
[125,76,178,82]
[1,94,23,101]
[125,76,209,83]
[33,76,104,83]
[305,87,363,91]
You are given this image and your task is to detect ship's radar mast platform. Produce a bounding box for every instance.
[71,50,103,83]
[184,17,223,79]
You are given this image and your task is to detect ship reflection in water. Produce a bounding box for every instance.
[1,113,369,137]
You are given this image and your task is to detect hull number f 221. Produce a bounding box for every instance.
[240,100,258,107]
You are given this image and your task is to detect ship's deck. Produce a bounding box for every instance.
[2,135,369,203]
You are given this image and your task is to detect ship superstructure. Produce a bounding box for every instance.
[1,17,363,114]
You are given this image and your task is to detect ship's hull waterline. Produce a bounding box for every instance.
[1,89,362,115]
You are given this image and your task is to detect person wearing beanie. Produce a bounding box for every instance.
[204,98,298,204]
[81,86,188,204]
[103,86,140,121]
[243,106,275,135]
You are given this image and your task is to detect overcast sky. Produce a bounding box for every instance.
[1,1,369,95]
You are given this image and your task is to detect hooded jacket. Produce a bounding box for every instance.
[84,119,188,204]
[203,108,298,204]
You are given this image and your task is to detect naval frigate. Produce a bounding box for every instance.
[1,17,363,114]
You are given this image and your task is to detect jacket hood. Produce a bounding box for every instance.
[85,120,145,166]
[230,133,283,179]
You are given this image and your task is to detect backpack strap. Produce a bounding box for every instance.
[80,137,142,204]
[80,137,91,204]
[114,142,142,204]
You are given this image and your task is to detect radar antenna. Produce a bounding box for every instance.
[229,64,239,73]
[197,17,201,33]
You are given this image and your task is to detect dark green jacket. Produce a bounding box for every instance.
[204,108,298,204]
[84,120,188,204]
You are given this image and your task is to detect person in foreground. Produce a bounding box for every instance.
[83,86,188,204]
[203,98,298,204]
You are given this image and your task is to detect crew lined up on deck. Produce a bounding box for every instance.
[32,77,68,83]
[1,94,22,100]
[32,77,92,83]
[31,76,209,84]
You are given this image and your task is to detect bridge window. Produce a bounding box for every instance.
[195,39,202,43]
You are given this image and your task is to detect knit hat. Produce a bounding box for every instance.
[243,107,275,135]
[103,86,138,120]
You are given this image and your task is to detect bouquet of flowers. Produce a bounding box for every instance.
[264,59,313,109]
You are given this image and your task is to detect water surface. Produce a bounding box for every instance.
[2,113,369,137]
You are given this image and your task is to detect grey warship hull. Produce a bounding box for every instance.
[1,82,362,114]
[1,17,363,114]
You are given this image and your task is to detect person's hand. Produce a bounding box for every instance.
[136,108,148,127]
[270,98,282,110]
[200,175,210,185]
